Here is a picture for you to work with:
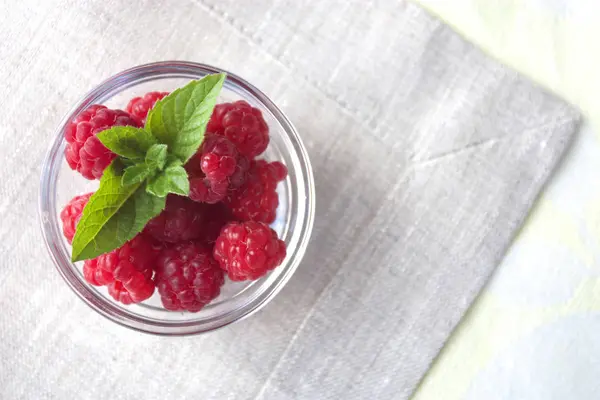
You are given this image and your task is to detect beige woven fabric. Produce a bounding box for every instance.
[0,1,579,399]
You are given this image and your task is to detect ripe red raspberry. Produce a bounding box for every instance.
[268,161,288,181]
[198,133,238,181]
[188,176,228,204]
[83,258,114,286]
[229,154,251,189]
[60,192,93,243]
[155,242,225,312]
[82,235,159,304]
[207,100,269,158]
[185,134,250,204]
[144,195,209,243]
[126,91,169,121]
[214,221,286,281]
[199,203,235,245]
[225,160,287,223]
[65,105,142,180]
[107,281,141,305]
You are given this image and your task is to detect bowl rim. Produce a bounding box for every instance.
[38,61,315,335]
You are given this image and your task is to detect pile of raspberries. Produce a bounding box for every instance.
[60,92,287,312]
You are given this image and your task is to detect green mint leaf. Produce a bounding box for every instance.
[97,126,158,160]
[145,73,226,163]
[162,164,190,195]
[146,164,190,197]
[165,155,183,168]
[122,164,150,186]
[71,161,166,262]
[145,144,168,171]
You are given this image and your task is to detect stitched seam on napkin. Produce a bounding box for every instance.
[412,114,578,168]
[410,136,503,168]
[190,0,399,136]
[191,0,565,170]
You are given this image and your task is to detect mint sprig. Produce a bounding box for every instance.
[121,164,150,186]
[97,126,157,160]
[145,144,168,171]
[146,73,226,162]
[147,160,189,197]
[71,73,226,262]
[71,161,166,261]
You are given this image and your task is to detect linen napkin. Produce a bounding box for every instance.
[0,1,579,399]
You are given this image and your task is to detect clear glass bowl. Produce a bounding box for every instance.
[39,61,315,335]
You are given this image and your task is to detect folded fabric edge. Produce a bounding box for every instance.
[408,0,588,123]
[409,99,582,399]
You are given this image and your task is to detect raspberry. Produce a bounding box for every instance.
[65,105,142,180]
[199,203,235,245]
[60,192,93,243]
[188,176,228,204]
[107,278,155,305]
[185,134,250,204]
[107,281,138,305]
[144,195,228,244]
[155,242,224,312]
[82,235,159,304]
[83,258,114,286]
[207,100,269,158]
[126,91,169,121]
[199,134,238,181]
[225,160,287,223]
[268,161,288,181]
[214,221,286,281]
[144,195,209,243]
[229,154,251,189]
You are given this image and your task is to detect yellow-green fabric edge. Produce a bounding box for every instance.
[411,0,600,127]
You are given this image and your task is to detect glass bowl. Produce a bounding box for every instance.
[39,61,315,335]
